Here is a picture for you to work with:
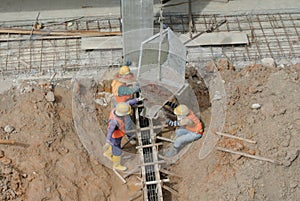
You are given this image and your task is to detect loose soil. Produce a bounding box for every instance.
[0,62,299,201]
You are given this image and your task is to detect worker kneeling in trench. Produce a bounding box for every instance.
[165,104,203,157]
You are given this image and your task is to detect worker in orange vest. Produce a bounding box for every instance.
[111,65,140,144]
[165,104,203,157]
[103,98,142,171]
[111,65,139,106]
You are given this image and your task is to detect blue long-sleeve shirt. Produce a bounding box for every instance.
[118,85,139,96]
[118,85,134,96]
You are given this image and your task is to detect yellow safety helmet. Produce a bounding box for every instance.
[115,102,132,116]
[119,65,131,76]
[174,104,190,116]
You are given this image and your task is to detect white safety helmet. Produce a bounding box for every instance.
[115,102,132,116]
[174,104,190,116]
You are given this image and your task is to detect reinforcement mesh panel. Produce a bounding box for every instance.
[121,0,154,66]
[138,28,186,118]
[196,63,227,160]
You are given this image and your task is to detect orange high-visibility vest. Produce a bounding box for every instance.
[185,111,203,134]
[111,80,131,103]
[108,109,126,138]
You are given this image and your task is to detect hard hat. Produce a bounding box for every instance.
[115,102,132,116]
[119,66,131,76]
[174,104,190,116]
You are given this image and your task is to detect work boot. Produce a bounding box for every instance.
[112,156,127,171]
[165,146,178,157]
[103,145,113,161]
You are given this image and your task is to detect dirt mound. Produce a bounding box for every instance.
[0,62,299,201]
[170,63,300,200]
[0,80,111,201]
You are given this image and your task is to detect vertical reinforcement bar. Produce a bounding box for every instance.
[279,14,295,57]
[256,15,274,58]
[268,15,284,58]
[236,16,251,60]
[246,15,262,60]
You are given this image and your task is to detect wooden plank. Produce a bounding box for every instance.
[216,147,276,163]
[183,31,249,46]
[113,169,127,184]
[135,142,163,149]
[162,185,179,196]
[139,160,165,167]
[0,139,15,145]
[0,28,121,37]
[123,166,140,179]
[216,132,257,144]
[128,190,143,201]
[145,179,170,185]
[0,35,83,42]
[156,136,174,143]
[81,36,122,50]
[159,169,180,177]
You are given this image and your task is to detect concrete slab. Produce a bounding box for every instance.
[183,32,249,46]
[0,0,120,12]
[160,0,300,15]
[0,0,299,22]
[81,36,122,50]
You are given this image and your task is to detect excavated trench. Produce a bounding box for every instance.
[92,65,211,201]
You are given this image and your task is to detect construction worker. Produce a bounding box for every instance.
[111,65,140,144]
[103,98,142,171]
[111,65,139,106]
[165,104,203,157]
